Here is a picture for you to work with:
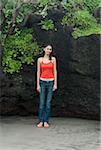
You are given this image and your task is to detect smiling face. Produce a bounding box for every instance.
[44,45,52,55]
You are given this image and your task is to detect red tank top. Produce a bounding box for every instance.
[40,59,54,79]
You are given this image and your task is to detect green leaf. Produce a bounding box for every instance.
[40,19,54,30]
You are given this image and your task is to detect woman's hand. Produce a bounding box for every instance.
[53,84,57,91]
[37,85,40,93]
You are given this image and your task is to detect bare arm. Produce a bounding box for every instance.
[53,57,57,88]
[37,58,41,88]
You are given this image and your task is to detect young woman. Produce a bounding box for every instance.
[36,45,57,128]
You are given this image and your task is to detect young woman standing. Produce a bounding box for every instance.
[36,45,57,128]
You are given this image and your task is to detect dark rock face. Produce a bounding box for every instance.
[93,7,101,23]
[0,11,100,120]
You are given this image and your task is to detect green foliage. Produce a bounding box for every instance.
[62,0,101,13]
[38,0,59,7]
[1,0,34,45]
[2,28,42,74]
[74,10,97,28]
[36,0,58,18]
[17,3,34,23]
[61,14,75,26]
[38,0,51,7]
[61,0,86,26]
[83,0,101,13]
[61,0,101,38]
[72,25,101,39]
[40,19,55,30]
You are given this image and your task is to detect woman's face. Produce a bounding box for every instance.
[44,45,52,55]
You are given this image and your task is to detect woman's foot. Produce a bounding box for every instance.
[44,122,50,128]
[37,122,43,128]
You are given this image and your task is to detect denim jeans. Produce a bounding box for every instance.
[38,79,54,123]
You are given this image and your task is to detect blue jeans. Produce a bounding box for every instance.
[38,79,54,123]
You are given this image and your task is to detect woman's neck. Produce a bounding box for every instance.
[44,54,50,59]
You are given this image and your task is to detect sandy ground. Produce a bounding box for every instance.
[0,116,100,150]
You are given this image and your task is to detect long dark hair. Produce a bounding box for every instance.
[42,44,53,60]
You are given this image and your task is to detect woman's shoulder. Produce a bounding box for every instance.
[52,56,56,59]
[37,57,43,62]
[51,56,56,62]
